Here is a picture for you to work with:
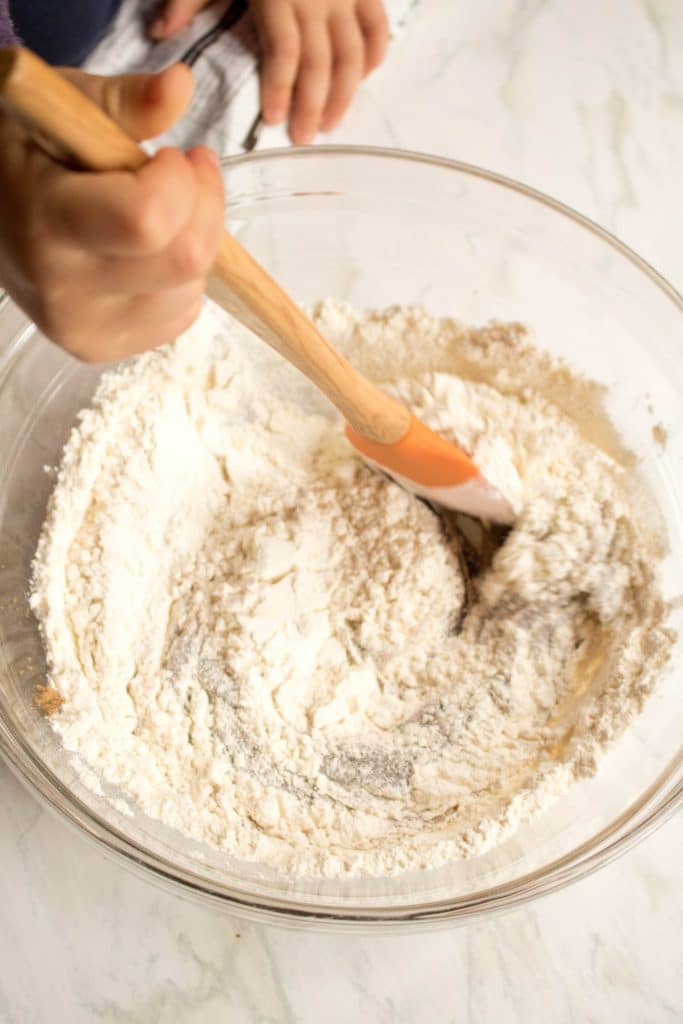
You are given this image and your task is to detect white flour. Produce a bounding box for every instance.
[30,302,673,877]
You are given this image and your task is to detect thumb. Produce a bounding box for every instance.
[59,64,194,141]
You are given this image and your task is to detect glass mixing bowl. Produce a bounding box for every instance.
[0,147,681,930]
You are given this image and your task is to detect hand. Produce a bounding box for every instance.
[149,0,389,144]
[0,65,224,362]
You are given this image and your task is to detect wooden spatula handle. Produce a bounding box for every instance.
[0,47,146,171]
[206,238,413,441]
[0,46,410,445]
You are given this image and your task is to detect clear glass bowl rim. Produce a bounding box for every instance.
[0,144,681,930]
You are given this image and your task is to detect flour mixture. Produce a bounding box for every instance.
[30,302,673,877]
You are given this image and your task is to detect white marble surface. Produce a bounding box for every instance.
[2,0,683,1020]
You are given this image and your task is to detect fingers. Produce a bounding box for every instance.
[321,14,364,132]
[60,65,194,141]
[252,1,390,143]
[167,144,224,282]
[44,148,198,256]
[0,62,221,364]
[27,144,223,361]
[148,0,209,39]
[356,0,389,74]
[289,17,331,145]
[96,146,224,293]
[253,2,300,125]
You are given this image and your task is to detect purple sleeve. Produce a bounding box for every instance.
[0,0,19,47]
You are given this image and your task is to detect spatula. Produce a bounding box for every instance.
[0,47,514,522]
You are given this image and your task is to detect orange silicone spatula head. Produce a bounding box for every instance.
[345,415,516,523]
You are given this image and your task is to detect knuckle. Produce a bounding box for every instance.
[300,54,328,75]
[270,34,299,63]
[169,231,210,281]
[335,53,362,72]
[294,103,322,121]
[122,194,171,253]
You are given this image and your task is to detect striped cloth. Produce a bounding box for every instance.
[85,0,419,154]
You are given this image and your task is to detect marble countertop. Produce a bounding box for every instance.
[1,1,682,1020]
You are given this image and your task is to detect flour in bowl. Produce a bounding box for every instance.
[30,302,674,877]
